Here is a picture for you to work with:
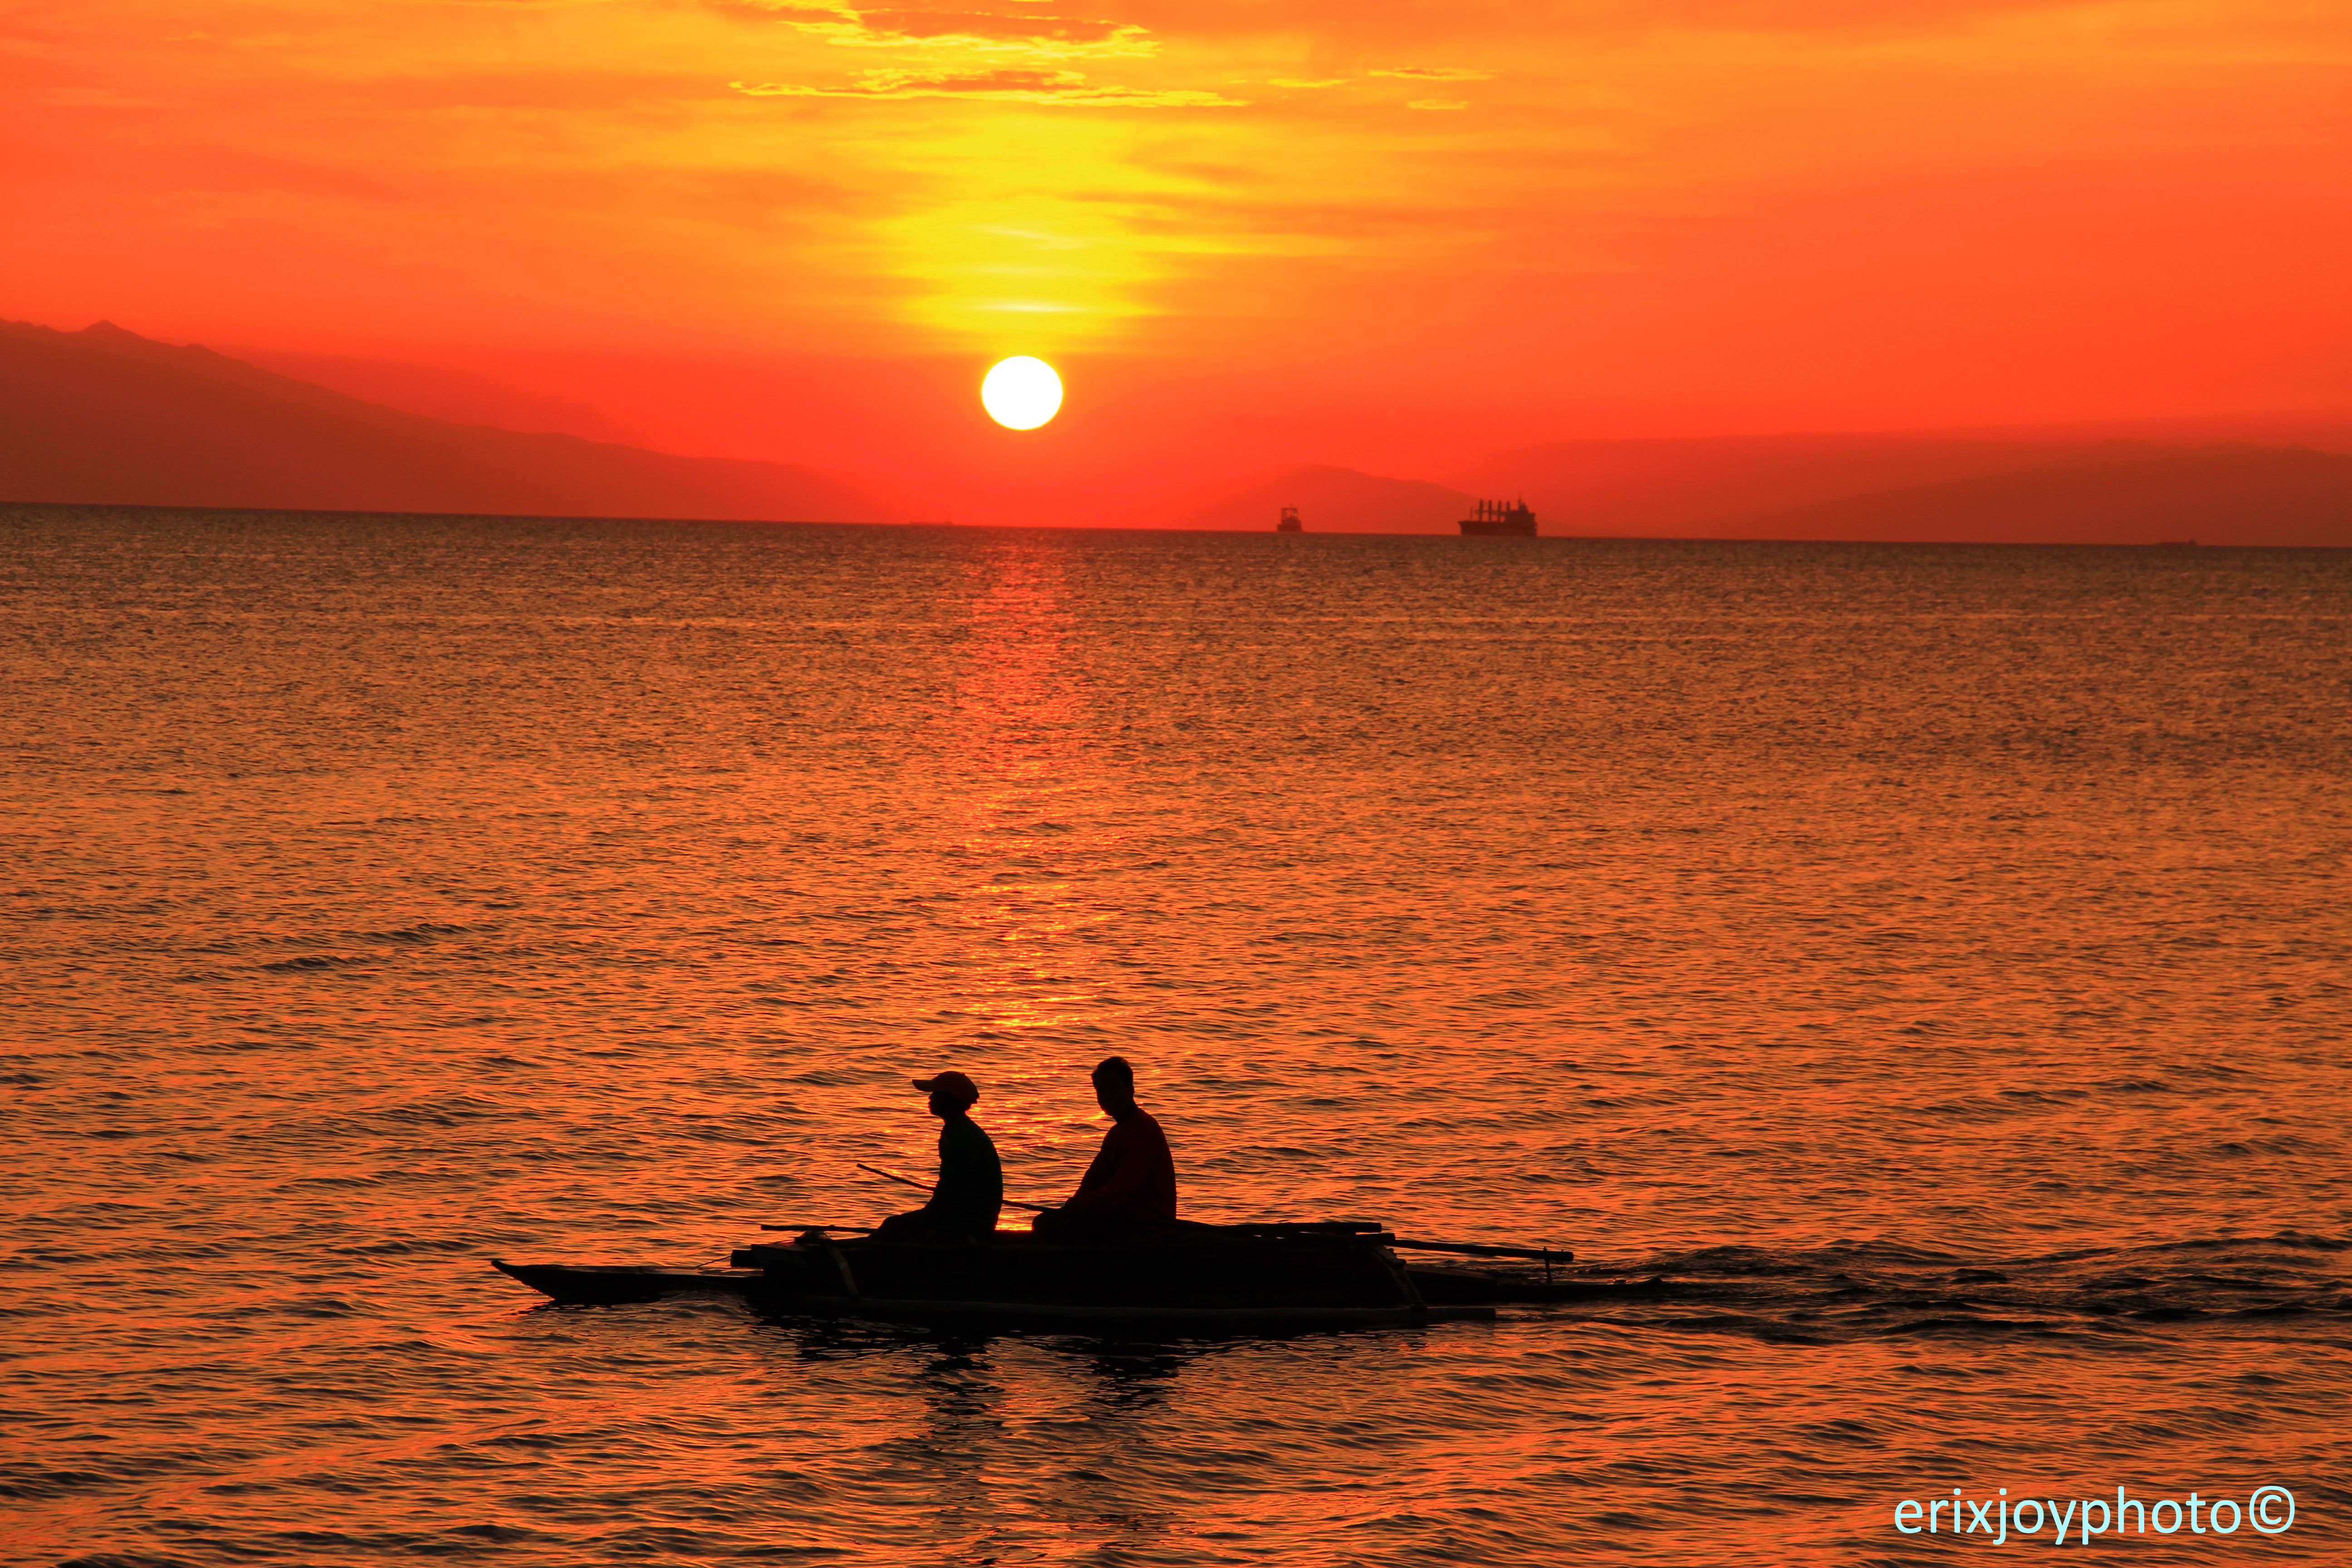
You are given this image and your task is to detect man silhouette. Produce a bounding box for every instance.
[1033,1056,1177,1241]
[874,1070,1003,1241]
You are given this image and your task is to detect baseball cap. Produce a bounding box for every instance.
[912,1071,980,1106]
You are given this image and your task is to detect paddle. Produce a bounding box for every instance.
[858,1161,1051,1213]
[1385,1237,1573,1264]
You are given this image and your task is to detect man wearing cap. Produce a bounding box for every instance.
[875,1071,1003,1242]
[1032,1055,1178,1241]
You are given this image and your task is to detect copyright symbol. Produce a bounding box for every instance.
[2250,1485,2295,1535]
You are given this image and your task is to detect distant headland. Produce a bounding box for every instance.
[4,318,2348,545]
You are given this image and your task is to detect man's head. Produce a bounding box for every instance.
[1091,1055,1137,1117]
[913,1071,980,1118]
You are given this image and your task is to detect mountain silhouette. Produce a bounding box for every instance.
[1469,432,2352,546]
[0,319,894,522]
[1711,441,2352,546]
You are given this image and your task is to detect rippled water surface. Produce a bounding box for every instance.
[4,505,2348,1565]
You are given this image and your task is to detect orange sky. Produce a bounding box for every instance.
[8,1,2350,498]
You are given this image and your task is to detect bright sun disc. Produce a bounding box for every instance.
[981,356,1063,429]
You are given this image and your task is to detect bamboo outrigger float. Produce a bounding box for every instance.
[493,1220,1580,1332]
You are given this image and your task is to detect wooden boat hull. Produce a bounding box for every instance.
[492,1261,767,1305]
[492,1231,1509,1329]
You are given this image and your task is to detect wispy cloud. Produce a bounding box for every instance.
[1270,77,1349,89]
[1371,67,1492,81]
[1406,98,1469,111]
[731,68,1243,105]
[719,2,1155,59]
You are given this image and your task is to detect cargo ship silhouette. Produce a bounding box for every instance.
[1460,498,1537,536]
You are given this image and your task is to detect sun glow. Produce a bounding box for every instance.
[981,357,1063,429]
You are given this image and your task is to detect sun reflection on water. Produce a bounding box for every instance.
[926,537,1139,1190]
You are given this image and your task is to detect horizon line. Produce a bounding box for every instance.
[4,499,2336,551]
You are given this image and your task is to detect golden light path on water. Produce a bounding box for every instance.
[1,508,2346,1564]
[941,542,1112,1171]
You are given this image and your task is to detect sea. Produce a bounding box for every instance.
[3,503,2346,1566]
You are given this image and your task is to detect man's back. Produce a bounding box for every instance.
[1064,1108,1176,1224]
[928,1112,1004,1236]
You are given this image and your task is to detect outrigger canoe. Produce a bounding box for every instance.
[494,1220,1580,1332]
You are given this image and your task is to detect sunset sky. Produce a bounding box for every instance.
[9,1,2350,495]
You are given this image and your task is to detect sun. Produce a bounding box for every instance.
[981,356,1063,430]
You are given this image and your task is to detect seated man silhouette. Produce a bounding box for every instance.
[1032,1056,1177,1242]
[874,1070,1002,1242]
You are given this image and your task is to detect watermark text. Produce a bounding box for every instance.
[1892,1486,2294,1546]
